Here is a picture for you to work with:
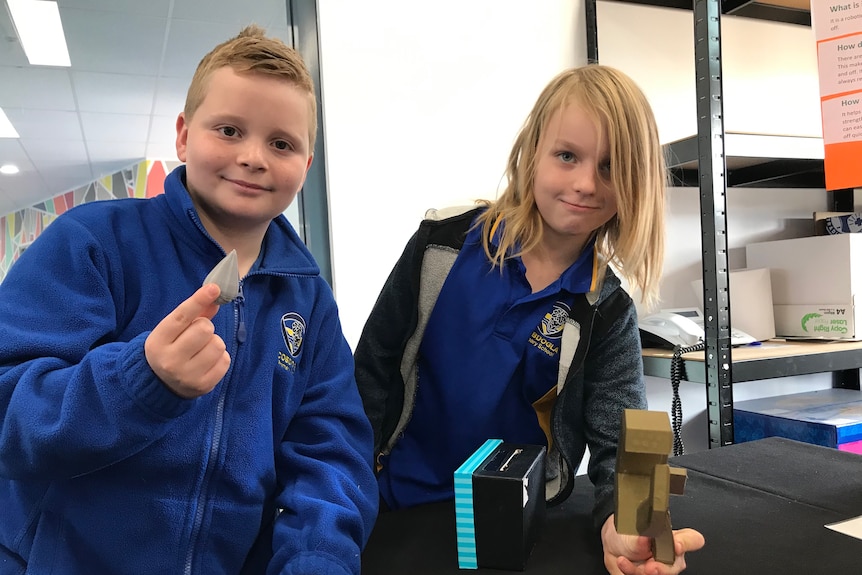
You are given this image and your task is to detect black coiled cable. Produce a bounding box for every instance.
[670,340,706,456]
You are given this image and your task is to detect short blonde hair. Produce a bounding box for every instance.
[475,65,666,308]
[184,24,318,150]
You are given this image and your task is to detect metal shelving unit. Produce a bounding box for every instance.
[588,0,861,449]
[665,132,825,188]
[642,341,862,384]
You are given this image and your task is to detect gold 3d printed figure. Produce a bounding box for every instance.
[614,409,687,564]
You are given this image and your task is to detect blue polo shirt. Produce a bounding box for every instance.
[379,218,598,509]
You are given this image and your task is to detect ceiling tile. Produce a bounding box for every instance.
[0,139,35,167]
[146,140,179,161]
[153,76,190,117]
[0,189,18,213]
[80,112,150,142]
[61,8,167,75]
[73,71,157,114]
[0,164,38,191]
[3,109,83,141]
[161,20,255,78]
[40,163,96,189]
[0,67,76,111]
[171,0,288,27]
[90,159,144,177]
[148,115,178,146]
[0,143,38,212]
[5,163,100,209]
[60,0,172,18]
[21,139,89,169]
[86,140,146,162]
[0,194,12,216]
[0,179,52,214]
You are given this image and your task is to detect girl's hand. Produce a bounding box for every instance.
[601,514,705,575]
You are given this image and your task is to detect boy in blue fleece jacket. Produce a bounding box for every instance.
[0,25,377,575]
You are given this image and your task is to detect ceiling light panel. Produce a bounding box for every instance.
[0,108,20,138]
[7,0,72,67]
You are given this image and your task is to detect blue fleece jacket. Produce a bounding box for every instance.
[0,167,377,575]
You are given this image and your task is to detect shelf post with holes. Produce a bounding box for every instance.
[694,0,734,448]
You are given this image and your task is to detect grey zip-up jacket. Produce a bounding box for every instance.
[354,206,647,529]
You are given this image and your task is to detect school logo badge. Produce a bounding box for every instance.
[281,312,306,358]
[539,302,570,339]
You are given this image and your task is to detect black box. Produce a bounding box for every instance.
[471,443,546,570]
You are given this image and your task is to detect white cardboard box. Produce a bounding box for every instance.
[746,234,862,340]
[772,302,856,339]
[691,267,776,342]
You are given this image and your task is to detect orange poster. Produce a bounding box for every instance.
[812,2,862,190]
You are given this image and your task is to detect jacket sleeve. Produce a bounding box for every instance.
[353,230,421,454]
[0,216,193,480]
[269,296,378,575]
[581,295,648,529]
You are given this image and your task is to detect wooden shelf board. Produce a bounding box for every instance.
[642,339,862,383]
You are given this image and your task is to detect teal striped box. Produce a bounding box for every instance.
[453,439,502,569]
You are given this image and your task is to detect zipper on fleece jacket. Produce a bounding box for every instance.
[236,280,247,343]
[182,288,245,575]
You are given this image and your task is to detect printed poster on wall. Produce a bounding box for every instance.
[812,1,862,190]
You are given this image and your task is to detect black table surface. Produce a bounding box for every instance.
[362,437,862,574]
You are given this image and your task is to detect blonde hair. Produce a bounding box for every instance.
[184,24,318,150]
[475,65,666,307]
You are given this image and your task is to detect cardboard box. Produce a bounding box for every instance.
[772,302,856,339]
[454,440,546,571]
[691,267,776,342]
[746,234,862,339]
[734,388,862,454]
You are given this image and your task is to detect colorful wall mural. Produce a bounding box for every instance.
[0,160,174,283]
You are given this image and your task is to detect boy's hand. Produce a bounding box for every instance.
[145,284,231,399]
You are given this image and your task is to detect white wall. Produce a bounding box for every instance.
[318,0,586,348]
